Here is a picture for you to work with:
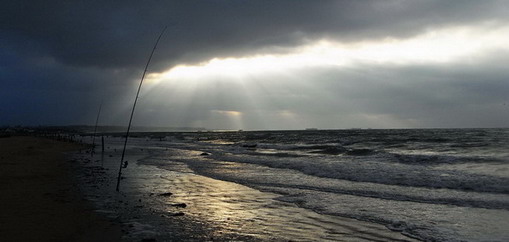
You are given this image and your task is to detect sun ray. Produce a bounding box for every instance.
[137,23,509,130]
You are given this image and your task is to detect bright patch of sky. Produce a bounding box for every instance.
[148,24,509,83]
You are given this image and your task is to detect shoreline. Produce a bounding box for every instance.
[1,130,507,241]
[0,136,121,241]
[72,136,418,241]
[0,134,419,241]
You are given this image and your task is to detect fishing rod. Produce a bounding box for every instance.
[116,26,167,192]
[91,101,103,155]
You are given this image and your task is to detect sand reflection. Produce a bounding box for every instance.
[158,171,414,241]
[75,138,414,241]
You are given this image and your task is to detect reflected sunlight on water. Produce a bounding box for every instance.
[157,173,414,241]
[76,135,418,241]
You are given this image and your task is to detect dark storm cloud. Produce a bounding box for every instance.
[2,0,508,70]
[2,0,508,127]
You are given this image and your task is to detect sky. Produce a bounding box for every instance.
[2,0,509,130]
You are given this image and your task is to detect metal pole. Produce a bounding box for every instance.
[116,26,167,192]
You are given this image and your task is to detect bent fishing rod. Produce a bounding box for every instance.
[116,26,167,192]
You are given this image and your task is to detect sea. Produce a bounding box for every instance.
[75,128,509,241]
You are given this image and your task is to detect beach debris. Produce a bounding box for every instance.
[157,192,173,197]
[241,143,257,148]
[170,203,187,208]
[168,212,185,216]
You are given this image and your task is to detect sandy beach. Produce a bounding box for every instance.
[0,136,121,242]
[4,131,501,241]
[71,135,419,241]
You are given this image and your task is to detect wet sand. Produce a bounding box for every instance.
[0,135,419,241]
[0,136,121,242]
[73,137,417,241]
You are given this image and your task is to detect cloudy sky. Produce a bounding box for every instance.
[2,0,509,130]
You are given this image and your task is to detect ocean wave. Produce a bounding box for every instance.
[201,153,509,194]
[148,138,509,195]
[252,183,509,210]
[382,152,506,166]
[309,146,347,155]
[345,148,377,156]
